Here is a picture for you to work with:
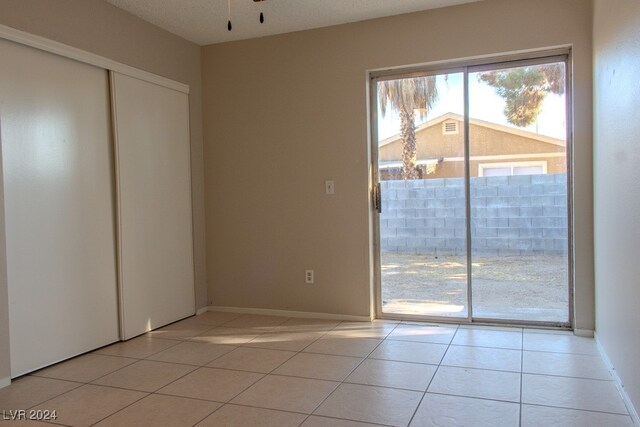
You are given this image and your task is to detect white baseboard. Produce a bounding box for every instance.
[0,377,10,389]
[207,306,372,322]
[574,328,595,337]
[595,333,639,425]
[195,306,208,316]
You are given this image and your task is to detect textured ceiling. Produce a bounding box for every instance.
[105,0,480,46]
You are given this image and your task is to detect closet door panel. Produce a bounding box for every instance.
[0,39,120,376]
[111,73,194,339]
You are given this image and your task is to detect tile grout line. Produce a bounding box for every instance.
[192,371,273,426]
[515,402,636,418]
[142,339,272,408]
[29,322,525,418]
[10,315,625,426]
[143,314,291,369]
[22,380,85,413]
[271,319,348,427]
[296,319,380,426]
[84,364,203,425]
[93,335,183,361]
[298,320,402,426]
[33,420,73,427]
[84,314,285,426]
[519,372,618,383]
[188,403,223,427]
[131,327,616,421]
[234,392,556,427]
[86,392,151,427]
[420,390,526,406]
[406,324,460,427]
[81,375,634,423]
[210,319,329,407]
[82,325,248,426]
[211,347,298,373]
[299,413,395,427]
[27,336,184,389]
[88,358,193,387]
[197,318,371,427]
[32,321,389,394]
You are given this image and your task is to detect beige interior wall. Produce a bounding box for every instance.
[0,0,206,381]
[593,0,640,412]
[202,0,594,326]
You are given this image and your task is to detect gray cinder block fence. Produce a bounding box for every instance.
[380,174,568,256]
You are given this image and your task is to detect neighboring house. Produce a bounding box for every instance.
[378,112,567,180]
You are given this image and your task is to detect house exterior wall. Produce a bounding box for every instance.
[413,157,568,180]
[379,120,567,179]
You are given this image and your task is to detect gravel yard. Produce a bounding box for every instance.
[381,253,569,322]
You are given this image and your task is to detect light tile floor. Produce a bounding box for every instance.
[0,313,635,427]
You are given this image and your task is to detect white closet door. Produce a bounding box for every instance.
[0,39,120,376]
[111,72,195,339]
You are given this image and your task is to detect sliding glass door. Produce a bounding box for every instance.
[468,61,570,323]
[376,70,468,319]
[373,53,571,326]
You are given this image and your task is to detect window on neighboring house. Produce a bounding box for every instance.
[478,161,547,176]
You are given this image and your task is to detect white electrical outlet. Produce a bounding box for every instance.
[305,270,314,284]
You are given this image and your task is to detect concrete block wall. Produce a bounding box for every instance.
[380,174,568,256]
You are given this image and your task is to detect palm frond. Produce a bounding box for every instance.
[378,76,438,118]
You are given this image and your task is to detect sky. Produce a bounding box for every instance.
[377,70,567,141]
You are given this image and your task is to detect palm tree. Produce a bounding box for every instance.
[479,63,564,127]
[378,76,438,179]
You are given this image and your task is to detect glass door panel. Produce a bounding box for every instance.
[468,61,570,323]
[377,72,468,318]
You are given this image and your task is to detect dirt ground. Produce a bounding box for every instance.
[381,253,569,322]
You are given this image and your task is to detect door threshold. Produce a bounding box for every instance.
[377,313,572,331]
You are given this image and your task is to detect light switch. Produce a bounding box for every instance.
[325,180,335,195]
